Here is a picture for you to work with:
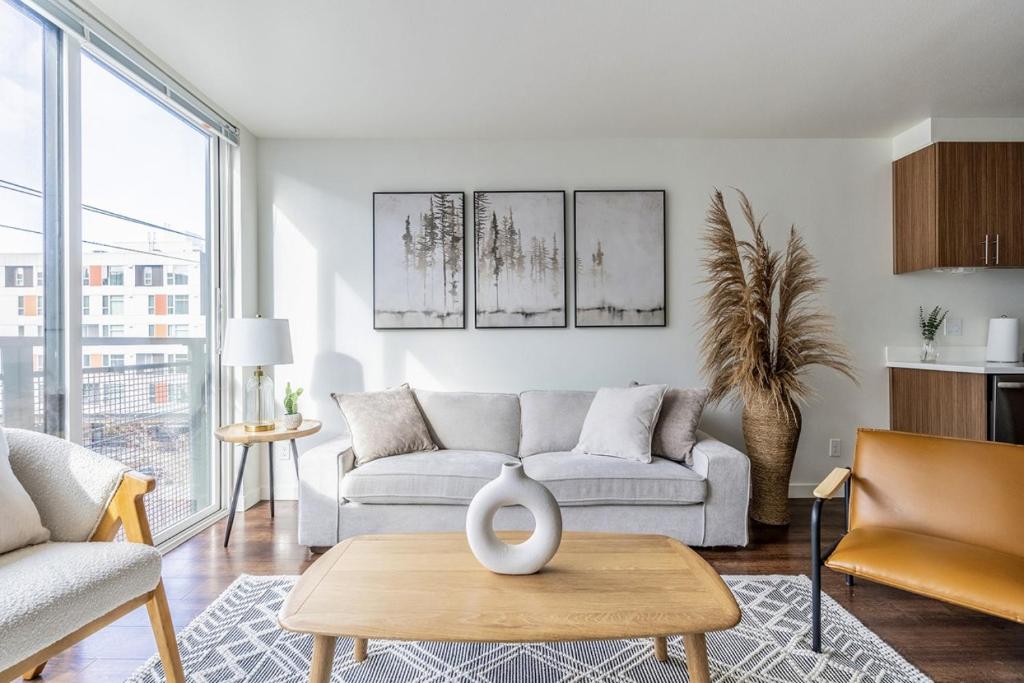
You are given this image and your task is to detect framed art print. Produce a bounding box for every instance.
[373,192,465,329]
[473,191,566,328]
[574,190,666,327]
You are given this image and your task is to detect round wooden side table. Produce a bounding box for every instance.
[215,419,322,547]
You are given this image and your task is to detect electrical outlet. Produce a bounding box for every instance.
[828,438,841,458]
[277,448,290,461]
[944,317,963,336]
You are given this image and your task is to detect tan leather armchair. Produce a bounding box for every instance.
[810,428,1024,653]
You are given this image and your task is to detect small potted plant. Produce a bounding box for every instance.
[919,306,947,362]
[280,382,304,430]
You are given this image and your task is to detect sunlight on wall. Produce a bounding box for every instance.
[272,204,318,413]
[404,350,445,390]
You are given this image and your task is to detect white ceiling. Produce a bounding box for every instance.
[88,0,1024,139]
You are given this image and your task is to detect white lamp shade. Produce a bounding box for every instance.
[222,318,293,366]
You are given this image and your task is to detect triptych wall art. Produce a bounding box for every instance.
[373,190,665,330]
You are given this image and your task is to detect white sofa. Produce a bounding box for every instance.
[298,389,750,550]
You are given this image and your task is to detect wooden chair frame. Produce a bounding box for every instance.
[1,472,185,682]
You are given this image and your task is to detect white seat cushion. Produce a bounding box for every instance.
[523,451,706,506]
[342,450,519,505]
[0,541,161,671]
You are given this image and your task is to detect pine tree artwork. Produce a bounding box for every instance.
[574,191,666,327]
[373,192,465,328]
[473,191,566,328]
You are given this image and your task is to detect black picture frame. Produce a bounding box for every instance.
[372,191,466,330]
[573,190,667,328]
[472,190,568,329]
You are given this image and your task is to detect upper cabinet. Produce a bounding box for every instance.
[893,142,1024,273]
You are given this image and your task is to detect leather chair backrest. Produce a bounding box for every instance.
[850,428,1024,558]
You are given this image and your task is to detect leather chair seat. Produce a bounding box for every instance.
[826,526,1024,623]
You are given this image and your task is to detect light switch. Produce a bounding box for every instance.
[944,317,962,336]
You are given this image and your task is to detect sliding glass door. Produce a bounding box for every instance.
[1,0,225,542]
[79,53,217,538]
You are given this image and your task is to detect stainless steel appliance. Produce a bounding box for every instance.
[989,375,1024,445]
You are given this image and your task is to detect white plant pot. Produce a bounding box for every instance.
[279,413,302,430]
[466,461,562,575]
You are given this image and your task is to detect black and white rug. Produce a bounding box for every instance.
[128,574,930,682]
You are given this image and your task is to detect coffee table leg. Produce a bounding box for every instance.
[683,633,710,683]
[353,637,368,662]
[309,635,336,683]
[653,636,668,662]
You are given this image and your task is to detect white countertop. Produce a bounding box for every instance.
[884,346,1024,374]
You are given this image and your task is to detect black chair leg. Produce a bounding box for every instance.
[811,498,823,653]
[846,575,855,587]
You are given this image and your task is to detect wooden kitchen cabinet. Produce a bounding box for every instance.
[889,367,988,440]
[893,142,1024,273]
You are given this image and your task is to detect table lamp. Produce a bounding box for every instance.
[222,317,293,432]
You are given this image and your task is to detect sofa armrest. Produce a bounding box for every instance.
[691,431,750,546]
[297,436,353,548]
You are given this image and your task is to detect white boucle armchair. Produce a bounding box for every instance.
[0,429,184,682]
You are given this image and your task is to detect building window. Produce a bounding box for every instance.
[15,267,24,286]
[82,268,90,286]
[36,270,43,286]
[82,296,90,315]
[102,266,124,286]
[137,353,166,365]
[81,324,99,337]
[148,295,156,314]
[101,295,124,315]
[83,354,90,368]
[101,354,125,367]
[169,324,189,337]
[17,296,25,315]
[101,324,124,337]
[168,294,189,315]
[165,266,189,285]
[143,266,153,286]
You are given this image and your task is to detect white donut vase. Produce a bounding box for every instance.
[466,461,563,575]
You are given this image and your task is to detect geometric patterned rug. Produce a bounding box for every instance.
[127,574,931,682]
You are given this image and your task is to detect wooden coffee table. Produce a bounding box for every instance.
[278,532,740,682]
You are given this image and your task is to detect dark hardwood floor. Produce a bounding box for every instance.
[33,500,1024,682]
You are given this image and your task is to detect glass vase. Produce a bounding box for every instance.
[920,339,938,362]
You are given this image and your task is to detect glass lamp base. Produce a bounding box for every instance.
[243,367,277,432]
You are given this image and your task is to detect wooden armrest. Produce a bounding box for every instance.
[812,467,851,500]
[91,471,157,545]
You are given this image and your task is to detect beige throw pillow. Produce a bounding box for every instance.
[0,428,50,554]
[632,382,709,466]
[573,385,668,463]
[331,385,437,466]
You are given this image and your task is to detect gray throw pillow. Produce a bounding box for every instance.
[632,382,709,466]
[331,385,437,466]
[0,428,50,554]
[573,385,668,463]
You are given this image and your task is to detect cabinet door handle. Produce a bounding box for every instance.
[984,234,989,264]
[997,381,1024,390]
[995,233,1000,265]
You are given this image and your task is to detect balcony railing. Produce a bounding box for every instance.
[0,336,212,536]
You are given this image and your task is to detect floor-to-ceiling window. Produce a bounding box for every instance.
[0,0,230,543]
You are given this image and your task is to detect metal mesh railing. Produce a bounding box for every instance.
[1,337,211,538]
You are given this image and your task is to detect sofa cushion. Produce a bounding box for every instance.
[573,385,668,463]
[519,390,595,456]
[414,390,520,455]
[342,450,519,505]
[332,386,437,466]
[826,526,1024,623]
[523,451,706,506]
[0,541,161,672]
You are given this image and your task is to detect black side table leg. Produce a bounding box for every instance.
[290,439,300,481]
[224,443,250,547]
[268,442,276,518]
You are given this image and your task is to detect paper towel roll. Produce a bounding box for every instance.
[986,317,1020,363]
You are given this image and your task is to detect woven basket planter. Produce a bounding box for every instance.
[742,399,802,525]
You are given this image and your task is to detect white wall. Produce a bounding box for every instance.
[256,138,1024,499]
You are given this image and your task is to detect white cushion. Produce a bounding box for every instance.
[0,541,161,671]
[518,390,595,456]
[414,390,521,455]
[573,385,668,463]
[341,450,519,504]
[332,386,437,465]
[0,429,49,554]
[523,451,706,505]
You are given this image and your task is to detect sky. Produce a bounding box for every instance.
[0,0,209,260]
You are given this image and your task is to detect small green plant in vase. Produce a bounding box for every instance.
[280,382,304,430]
[919,306,947,362]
